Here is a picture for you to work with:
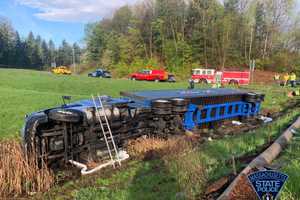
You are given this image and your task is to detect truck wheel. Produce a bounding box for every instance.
[256,93,265,101]
[155,78,160,83]
[200,79,208,84]
[229,80,238,85]
[244,93,258,103]
[171,98,189,106]
[48,109,82,123]
[151,100,172,108]
[131,77,136,81]
[172,106,188,113]
[152,108,172,115]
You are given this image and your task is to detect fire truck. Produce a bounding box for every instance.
[191,68,250,85]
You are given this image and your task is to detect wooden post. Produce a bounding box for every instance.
[232,155,237,175]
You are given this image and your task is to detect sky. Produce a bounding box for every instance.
[0,0,140,46]
[0,0,299,46]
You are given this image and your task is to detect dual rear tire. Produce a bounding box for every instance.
[151,98,189,114]
[244,93,265,103]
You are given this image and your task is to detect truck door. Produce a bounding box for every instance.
[215,72,222,86]
[206,69,215,83]
[138,70,149,80]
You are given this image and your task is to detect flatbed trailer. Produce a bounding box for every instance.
[22,88,264,168]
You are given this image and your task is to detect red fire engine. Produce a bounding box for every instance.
[191,68,250,85]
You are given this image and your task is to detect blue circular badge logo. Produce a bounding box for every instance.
[247,170,288,200]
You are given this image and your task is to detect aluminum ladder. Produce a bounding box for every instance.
[92,95,121,168]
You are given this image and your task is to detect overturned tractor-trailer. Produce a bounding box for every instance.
[22,88,264,168]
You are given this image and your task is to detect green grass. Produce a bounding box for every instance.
[200,109,300,181]
[274,131,300,200]
[0,68,189,138]
[1,68,299,199]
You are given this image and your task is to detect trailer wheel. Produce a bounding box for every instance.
[151,100,172,108]
[152,108,172,115]
[171,98,189,106]
[256,93,265,101]
[244,93,258,103]
[48,109,82,123]
[172,106,188,113]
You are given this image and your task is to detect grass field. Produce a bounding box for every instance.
[1,68,299,199]
[0,68,291,138]
[0,69,190,138]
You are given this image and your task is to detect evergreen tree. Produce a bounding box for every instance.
[41,40,49,68]
[48,40,56,66]
[72,43,81,63]
[14,31,26,66]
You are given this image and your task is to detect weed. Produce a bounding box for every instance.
[0,140,54,197]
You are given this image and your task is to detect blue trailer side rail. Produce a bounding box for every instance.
[184,101,261,130]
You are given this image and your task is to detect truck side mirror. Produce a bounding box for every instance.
[62,96,72,106]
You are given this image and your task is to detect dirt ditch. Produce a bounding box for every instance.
[202,141,275,200]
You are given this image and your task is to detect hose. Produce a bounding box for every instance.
[69,150,129,175]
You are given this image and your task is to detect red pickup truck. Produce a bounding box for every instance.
[130,69,175,82]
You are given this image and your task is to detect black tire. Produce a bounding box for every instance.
[200,79,208,84]
[22,114,49,167]
[131,77,136,81]
[48,109,82,123]
[172,106,188,113]
[229,80,238,85]
[152,108,172,115]
[244,92,258,103]
[170,98,189,106]
[151,100,172,108]
[168,77,176,82]
[256,93,265,101]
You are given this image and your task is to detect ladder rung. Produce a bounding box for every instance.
[92,94,122,167]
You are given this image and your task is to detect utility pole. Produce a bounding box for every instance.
[249,59,256,84]
[72,47,76,74]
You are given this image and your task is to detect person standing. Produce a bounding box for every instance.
[274,74,280,85]
[290,72,296,87]
[283,73,290,86]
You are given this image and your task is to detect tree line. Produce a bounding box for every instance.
[85,0,300,76]
[0,17,81,70]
